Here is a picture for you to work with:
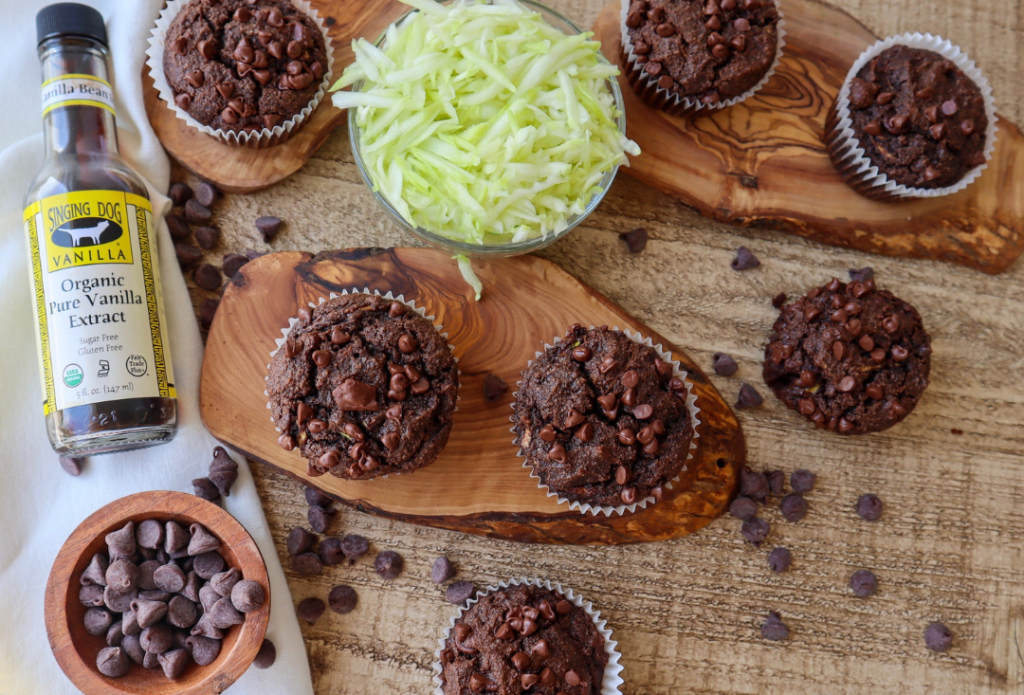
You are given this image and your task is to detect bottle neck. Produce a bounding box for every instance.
[38,37,118,159]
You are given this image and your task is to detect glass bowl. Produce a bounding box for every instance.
[347,0,628,258]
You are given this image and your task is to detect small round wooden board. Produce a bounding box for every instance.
[200,248,745,544]
[141,0,409,193]
[592,0,1024,274]
[45,491,270,695]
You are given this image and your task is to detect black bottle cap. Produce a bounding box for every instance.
[36,3,107,47]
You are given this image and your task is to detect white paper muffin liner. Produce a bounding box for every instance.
[432,577,624,695]
[511,327,701,517]
[146,0,334,148]
[825,33,997,200]
[265,289,460,480]
[620,0,786,117]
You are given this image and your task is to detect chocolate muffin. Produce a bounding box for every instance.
[763,277,931,434]
[623,0,781,112]
[163,0,327,133]
[267,293,458,480]
[439,583,607,695]
[513,325,694,509]
[829,44,989,194]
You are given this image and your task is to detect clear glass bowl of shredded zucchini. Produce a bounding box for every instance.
[332,0,639,268]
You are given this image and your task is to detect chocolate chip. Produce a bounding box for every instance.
[59,455,83,476]
[106,620,124,647]
[188,524,220,556]
[185,199,212,225]
[292,552,323,576]
[712,352,738,377]
[222,253,249,278]
[153,564,185,593]
[856,493,883,521]
[790,469,816,493]
[780,494,808,522]
[735,383,762,409]
[446,580,476,604]
[772,292,787,308]
[849,569,878,597]
[255,216,282,242]
[761,611,789,641]
[619,227,648,253]
[194,182,219,207]
[307,505,335,534]
[731,246,760,271]
[195,225,220,251]
[287,527,317,556]
[332,378,379,411]
[328,584,358,614]
[729,496,758,520]
[140,623,174,654]
[924,622,953,652]
[96,646,130,678]
[314,537,343,566]
[432,556,455,584]
[106,522,137,559]
[208,597,244,629]
[167,595,199,629]
[768,547,792,573]
[210,567,241,597]
[764,469,784,496]
[341,534,369,561]
[175,242,203,267]
[254,639,277,669]
[483,373,508,403]
[105,559,138,593]
[375,550,403,579]
[84,607,113,636]
[297,597,326,625]
[186,635,221,666]
[740,467,768,500]
[231,580,265,612]
[193,550,225,579]
[193,264,222,292]
[741,517,770,544]
[200,298,219,327]
[192,477,220,502]
[166,214,191,241]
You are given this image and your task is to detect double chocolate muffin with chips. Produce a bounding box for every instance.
[513,325,694,508]
[163,0,327,132]
[268,293,458,480]
[763,277,931,434]
[439,583,607,695]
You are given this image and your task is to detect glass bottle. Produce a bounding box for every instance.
[24,3,177,455]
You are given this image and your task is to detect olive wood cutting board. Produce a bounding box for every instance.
[200,248,745,544]
[592,0,1024,274]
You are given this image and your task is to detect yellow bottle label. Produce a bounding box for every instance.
[40,74,116,117]
[24,191,176,415]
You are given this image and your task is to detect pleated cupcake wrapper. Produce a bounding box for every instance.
[265,289,460,479]
[619,0,786,117]
[146,0,334,149]
[431,577,624,695]
[825,33,997,200]
[511,327,700,517]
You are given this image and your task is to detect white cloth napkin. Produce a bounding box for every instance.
[0,2,313,694]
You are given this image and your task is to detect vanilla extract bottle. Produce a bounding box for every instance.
[24,4,177,455]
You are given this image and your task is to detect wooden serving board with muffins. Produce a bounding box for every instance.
[199,248,745,544]
[593,0,1024,274]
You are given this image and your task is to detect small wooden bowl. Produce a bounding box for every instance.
[45,491,271,695]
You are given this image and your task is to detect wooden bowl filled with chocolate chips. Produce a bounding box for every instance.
[45,491,270,695]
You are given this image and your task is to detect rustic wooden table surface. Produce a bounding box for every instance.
[172,0,1024,691]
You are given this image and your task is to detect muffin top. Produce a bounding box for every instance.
[763,277,931,434]
[267,293,458,480]
[163,0,327,132]
[513,325,693,508]
[625,0,780,104]
[439,583,607,695]
[845,45,987,189]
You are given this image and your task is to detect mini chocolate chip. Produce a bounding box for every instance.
[619,227,648,253]
[768,547,792,573]
[740,467,768,500]
[292,552,323,576]
[166,214,191,241]
[765,469,785,496]
[308,505,335,534]
[194,181,218,207]
[341,534,369,561]
[735,383,763,409]
[483,373,508,402]
[59,455,83,476]
[741,517,770,544]
[761,611,789,641]
[304,486,332,508]
[375,550,403,579]
[790,469,816,493]
[780,493,808,522]
[317,586,357,620]
[731,246,760,271]
[253,639,276,669]
[255,216,282,242]
[194,225,220,251]
[175,243,203,268]
[924,622,953,652]
[446,580,476,604]
[849,569,878,597]
[712,352,738,376]
[432,556,455,584]
[193,264,222,292]
[729,496,758,520]
[856,493,883,521]
[199,298,219,327]
[297,597,326,625]
[287,527,317,556]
